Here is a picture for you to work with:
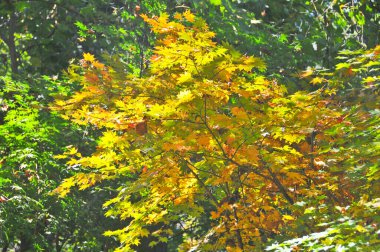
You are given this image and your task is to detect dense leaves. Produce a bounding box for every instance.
[1,1,379,251]
[0,74,121,251]
[53,13,379,251]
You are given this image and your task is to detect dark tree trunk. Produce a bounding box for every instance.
[0,1,19,76]
[18,233,32,252]
[2,243,9,252]
[8,11,18,76]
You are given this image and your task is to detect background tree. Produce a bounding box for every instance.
[0,0,168,250]
[0,73,125,251]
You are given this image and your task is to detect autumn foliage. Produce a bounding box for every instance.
[52,12,379,251]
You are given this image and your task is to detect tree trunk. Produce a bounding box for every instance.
[8,11,18,76]
[2,243,9,252]
[19,233,32,252]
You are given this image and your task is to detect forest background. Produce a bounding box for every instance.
[0,0,379,251]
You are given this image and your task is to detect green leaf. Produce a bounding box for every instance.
[210,0,222,6]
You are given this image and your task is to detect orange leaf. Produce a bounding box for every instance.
[197,135,211,146]
[246,145,259,163]
[210,211,220,219]
[231,107,248,120]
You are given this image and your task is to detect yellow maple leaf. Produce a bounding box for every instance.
[55,177,76,197]
[183,10,195,22]
[299,68,314,78]
[68,147,78,155]
[176,89,194,104]
[53,154,68,159]
[282,214,295,221]
[177,72,192,84]
[83,52,95,63]
[147,103,175,118]
[310,76,325,85]
[356,225,368,233]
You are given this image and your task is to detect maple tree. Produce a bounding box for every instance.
[51,11,380,251]
[0,0,377,250]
